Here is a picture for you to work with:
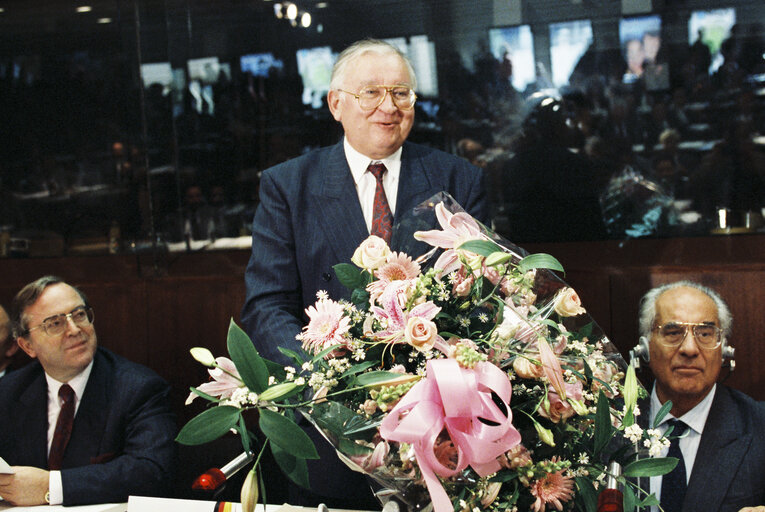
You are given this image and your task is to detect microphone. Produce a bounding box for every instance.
[192,451,255,491]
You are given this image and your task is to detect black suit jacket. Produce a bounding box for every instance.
[0,347,177,505]
[639,385,765,511]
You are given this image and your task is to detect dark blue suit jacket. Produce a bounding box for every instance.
[0,347,177,505]
[638,385,765,511]
[240,140,486,506]
[242,140,487,365]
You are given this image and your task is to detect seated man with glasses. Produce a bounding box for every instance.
[241,38,487,509]
[0,276,176,506]
[635,281,765,512]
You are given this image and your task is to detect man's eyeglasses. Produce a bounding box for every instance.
[25,306,94,337]
[653,322,723,349]
[337,85,417,111]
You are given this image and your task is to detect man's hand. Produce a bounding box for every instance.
[739,507,765,512]
[0,466,49,505]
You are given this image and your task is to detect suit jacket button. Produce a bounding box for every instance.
[322,272,332,282]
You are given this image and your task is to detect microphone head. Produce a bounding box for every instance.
[192,467,227,491]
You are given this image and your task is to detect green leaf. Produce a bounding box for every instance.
[623,480,637,512]
[175,406,241,445]
[277,346,306,367]
[457,239,502,257]
[652,400,673,428]
[594,389,613,455]
[227,319,269,393]
[263,358,287,380]
[484,251,513,267]
[237,415,251,454]
[187,386,221,403]
[333,263,367,290]
[574,476,598,512]
[342,361,378,377]
[259,409,319,459]
[623,457,678,477]
[356,371,406,386]
[518,253,564,274]
[311,402,368,439]
[338,438,374,456]
[639,494,660,507]
[271,443,310,489]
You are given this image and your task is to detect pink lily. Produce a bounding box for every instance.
[537,337,567,400]
[186,357,243,405]
[413,202,484,275]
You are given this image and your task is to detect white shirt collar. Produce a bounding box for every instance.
[45,359,95,404]
[343,137,402,186]
[650,383,716,435]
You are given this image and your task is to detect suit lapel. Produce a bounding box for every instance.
[18,367,50,468]
[312,143,369,263]
[683,386,749,512]
[64,350,110,468]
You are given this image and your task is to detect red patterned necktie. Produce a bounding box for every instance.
[48,384,75,470]
[368,162,393,244]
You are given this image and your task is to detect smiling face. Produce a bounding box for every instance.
[327,51,414,160]
[649,286,723,417]
[17,283,97,382]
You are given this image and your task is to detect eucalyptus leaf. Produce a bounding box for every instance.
[175,405,241,445]
[271,443,310,489]
[457,239,502,257]
[518,253,565,273]
[227,319,269,393]
[623,457,678,477]
[259,408,319,459]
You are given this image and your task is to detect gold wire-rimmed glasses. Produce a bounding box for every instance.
[653,321,723,349]
[337,85,417,111]
[24,306,94,337]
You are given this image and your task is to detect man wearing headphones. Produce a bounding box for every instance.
[634,281,765,512]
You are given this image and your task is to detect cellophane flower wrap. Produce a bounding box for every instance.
[178,193,676,512]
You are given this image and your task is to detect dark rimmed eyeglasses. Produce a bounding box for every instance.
[337,85,417,111]
[653,321,722,349]
[24,306,94,337]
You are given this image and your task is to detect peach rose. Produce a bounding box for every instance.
[405,316,438,352]
[513,355,544,379]
[351,236,390,270]
[553,287,586,317]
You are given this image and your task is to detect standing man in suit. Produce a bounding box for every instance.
[636,281,764,512]
[241,39,487,508]
[0,276,176,506]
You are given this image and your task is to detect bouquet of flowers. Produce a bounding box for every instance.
[178,196,675,512]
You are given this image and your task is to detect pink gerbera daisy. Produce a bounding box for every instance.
[301,298,351,354]
[529,470,575,512]
[375,252,421,282]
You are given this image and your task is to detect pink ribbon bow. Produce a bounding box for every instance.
[380,359,521,512]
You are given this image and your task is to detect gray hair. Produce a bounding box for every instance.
[638,280,732,339]
[329,39,417,92]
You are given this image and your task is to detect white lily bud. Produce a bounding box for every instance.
[190,347,216,367]
[240,467,259,512]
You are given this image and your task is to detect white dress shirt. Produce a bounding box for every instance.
[343,137,402,233]
[648,383,716,512]
[44,361,94,505]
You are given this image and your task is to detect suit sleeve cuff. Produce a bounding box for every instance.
[48,470,63,505]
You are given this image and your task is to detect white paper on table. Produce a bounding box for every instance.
[0,458,14,474]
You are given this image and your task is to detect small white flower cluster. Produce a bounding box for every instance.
[307,358,353,390]
[221,387,259,408]
[623,423,644,444]
[568,339,588,354]
[457,315,471,328]
[643,428,670,457]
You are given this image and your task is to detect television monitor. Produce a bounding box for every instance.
[689,8,736,74]
[240,52,283,78]
[296,46,336,108]
[489,25,536,93]
[140,62,173,88]
[408,35,438,97]
[187,57,220,83]
[619,15,662,82]
[549,20,593,88]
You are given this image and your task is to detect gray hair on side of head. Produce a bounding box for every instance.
[638,280,732,339]
[329,38,417,92]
